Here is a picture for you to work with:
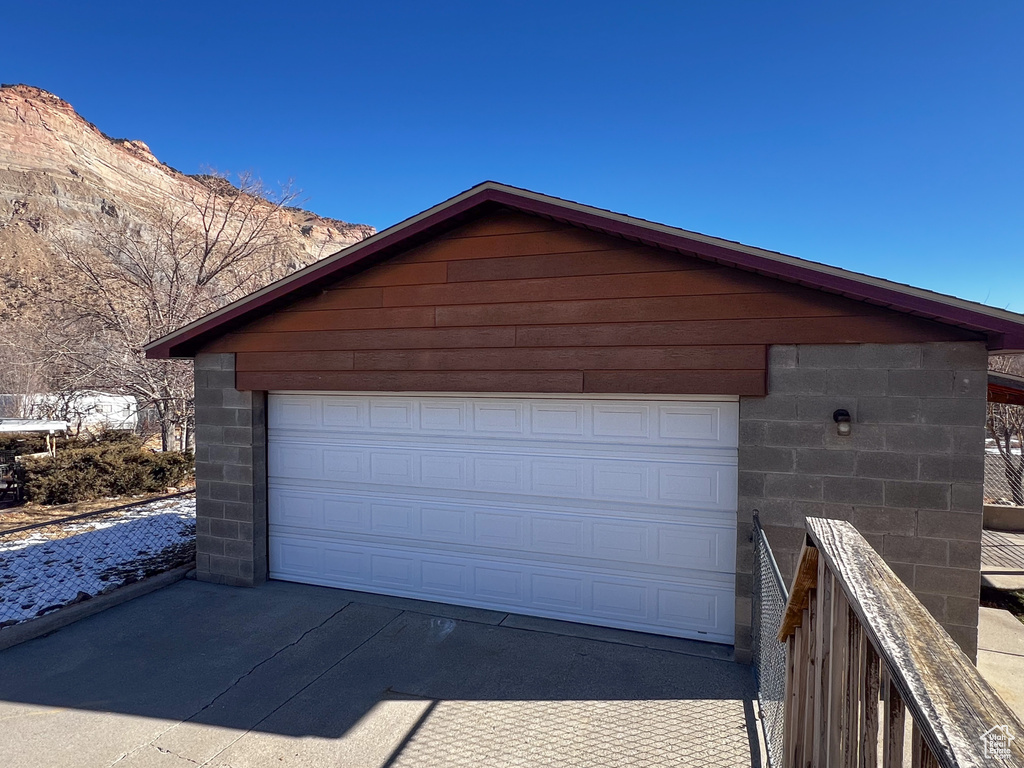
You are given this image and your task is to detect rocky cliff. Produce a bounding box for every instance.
[0,84,373,317]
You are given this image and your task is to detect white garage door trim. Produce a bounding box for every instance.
[268,392,738,644]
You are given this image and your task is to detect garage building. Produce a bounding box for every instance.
[147,182,1024,661]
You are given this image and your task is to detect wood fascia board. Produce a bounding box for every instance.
[145,182,1024,358]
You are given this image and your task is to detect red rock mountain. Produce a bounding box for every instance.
[0,84,373,316]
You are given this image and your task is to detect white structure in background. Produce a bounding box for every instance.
[0,420,69,433]
[0,419,69,457]
[1,392,139,434]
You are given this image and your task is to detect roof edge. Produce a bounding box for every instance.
[146,181,1024,358]
[146,183,497,358]
[482,185,1024,333]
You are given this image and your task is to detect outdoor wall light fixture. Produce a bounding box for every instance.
[833,409,852,436]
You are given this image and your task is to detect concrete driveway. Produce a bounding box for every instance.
[0,579,760,767]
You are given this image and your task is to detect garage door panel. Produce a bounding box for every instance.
[270,488,736,574]
[322,398,367,427]
[369,399,417,429]
[268,392,738,644]
[325,496,366,528]
[269,533,735,642]
[658,465,736,508]
[269,394,738,449]
[269,428,732,458]
[274,397,320,427]
[531,402,584,435]
[273,479,736,523]
[421,560,467,593]
[275,538,322,578]
[420,454,467,487]
[530,459,583,496]
[531,517,584,553]
[370,501,416,534]
[532,573,581,609]
[658,405,724,441]
[592,580,646,620]
[271,441,737,511]
[323,545,367,583]
[420,400,468,430]
[421,506,467,538]
[476,566,524,601]
[472,456,523,492]
[273,444,322,480]
[473,401,524,433]
[372,553,416,586]
[323,448,364,480]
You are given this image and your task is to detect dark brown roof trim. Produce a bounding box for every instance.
[989,371,1024,406]
[146,182,1024,358]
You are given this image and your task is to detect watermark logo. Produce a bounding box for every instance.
[981,724,1015,759]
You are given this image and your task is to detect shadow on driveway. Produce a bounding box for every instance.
[0,579,760,767]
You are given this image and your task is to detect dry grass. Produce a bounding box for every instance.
[0,485,195,533]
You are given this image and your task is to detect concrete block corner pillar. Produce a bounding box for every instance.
[737,341,988,661]
[193,353,268,587]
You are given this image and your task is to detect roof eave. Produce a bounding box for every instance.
[145,186,507,358]
[480,188,1024,347]
[145,181,1024,358]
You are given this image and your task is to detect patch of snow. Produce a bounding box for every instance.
[0,496,195,625]
[985,438,1022,455]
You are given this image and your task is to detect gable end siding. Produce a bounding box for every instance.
[200,211,979,394]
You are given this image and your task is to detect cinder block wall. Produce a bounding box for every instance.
[193,353,268,586]
[735,342,988,662]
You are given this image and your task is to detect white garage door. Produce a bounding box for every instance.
[268,393,738,644]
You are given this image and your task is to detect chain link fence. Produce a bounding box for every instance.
[0,493,196,628]
[752,513,789,768]
[986,399,1024,506]
[985,451,1024,507]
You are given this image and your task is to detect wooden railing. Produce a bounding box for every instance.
[778,517,1024,767]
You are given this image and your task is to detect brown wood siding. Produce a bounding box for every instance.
[203,210,979,395]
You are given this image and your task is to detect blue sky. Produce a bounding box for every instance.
[4,2,1023,310]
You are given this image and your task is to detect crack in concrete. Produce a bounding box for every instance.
[153,743,202,766]
[980,646,1024,659]
[199,609,409,767]
[106,602,355,768]
[187,601,355,724]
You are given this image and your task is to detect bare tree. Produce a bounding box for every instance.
[990,354,1024,377]
[27,172,306,451]
[0,317,102,433]
[988,355,1024,505]
[0,325,46,417]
